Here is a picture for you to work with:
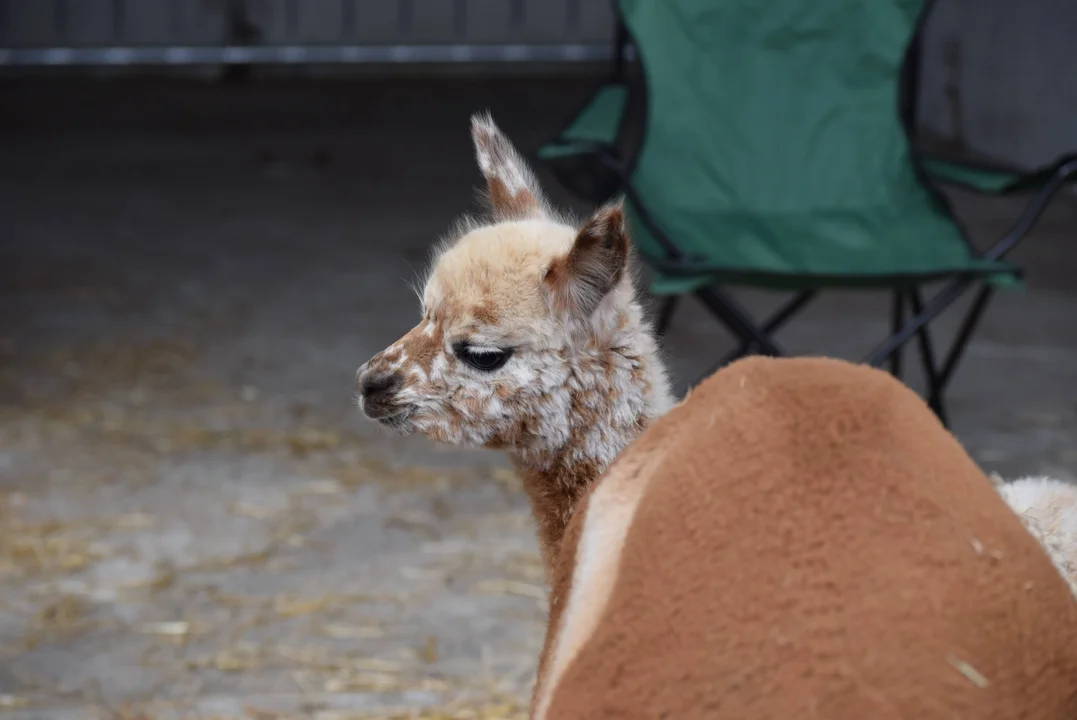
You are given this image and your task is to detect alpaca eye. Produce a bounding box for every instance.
[454,344,512,372]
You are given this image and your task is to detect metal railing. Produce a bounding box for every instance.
[0,0,615,66]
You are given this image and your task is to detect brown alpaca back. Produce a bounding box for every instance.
[532,356,1077,719]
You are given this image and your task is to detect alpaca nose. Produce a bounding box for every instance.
[359,371,400,402]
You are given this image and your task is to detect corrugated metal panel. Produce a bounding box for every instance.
[463,0,514,45]
[575,0,614,43]
[120,0,178,44]
[352,2,401,45]
[65,0,117,45]
[408,0,459,43]
[257,0,343,44]
[518,0,567,43]
[0,0,618,64]
[4,0,59,47]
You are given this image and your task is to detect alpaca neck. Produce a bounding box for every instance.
[511,321,674,579]
[510,454,604,584]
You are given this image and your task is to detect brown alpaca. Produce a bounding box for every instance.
[532,356,1077,719]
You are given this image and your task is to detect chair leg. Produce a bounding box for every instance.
[654,297,679,337]
[938,286,994,386]
[695,290,816,383]
[864,274,975,368]
[866,281,992,429]
[907,290,947,425]
[762,290,817,333]
[694,286,784,356]
[864,277,989,428]
[890,291,904,379]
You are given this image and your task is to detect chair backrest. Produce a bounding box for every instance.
[623,0,930,210]
[618,0,975,279]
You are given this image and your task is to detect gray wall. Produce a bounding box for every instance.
[2,0,1075,168]
[916,0,1077,168]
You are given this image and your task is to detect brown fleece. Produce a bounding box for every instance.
[531,490,590,712]
[537,356,1077,719]
[513,456,601,578]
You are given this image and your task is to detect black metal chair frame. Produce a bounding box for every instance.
[538,7,1077,427]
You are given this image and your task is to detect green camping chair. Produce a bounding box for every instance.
[537,0,1076,426]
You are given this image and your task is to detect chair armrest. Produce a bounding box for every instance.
[920,153,1077,194]
[982,154,1077,260]
[537,83,629,160]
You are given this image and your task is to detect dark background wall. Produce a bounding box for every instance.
[3,0,1076,168]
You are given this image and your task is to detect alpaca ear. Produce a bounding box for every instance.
[545,202,630,317]
[470,112,548,220]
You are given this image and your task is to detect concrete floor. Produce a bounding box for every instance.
[0,77,1075,719]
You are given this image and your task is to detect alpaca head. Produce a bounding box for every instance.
[356,113,670,468]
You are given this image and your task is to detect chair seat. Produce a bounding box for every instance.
[647,265,1020,295]
[922,155,1077,194]
[920,158,1028,194]
[630,202,1020,293]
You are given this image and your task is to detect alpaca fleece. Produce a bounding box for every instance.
[535,356,1077,719]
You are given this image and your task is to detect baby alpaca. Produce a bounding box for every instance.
[356,113,673,577]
